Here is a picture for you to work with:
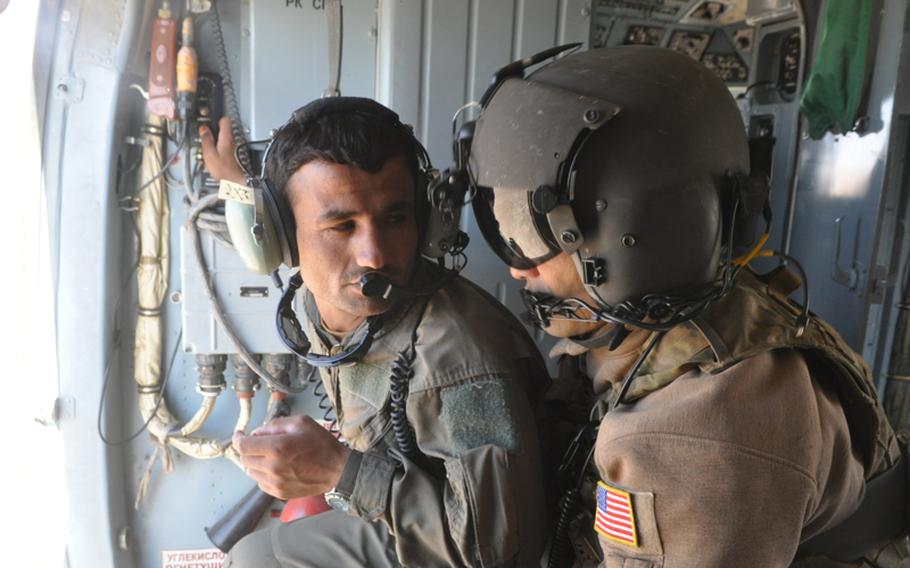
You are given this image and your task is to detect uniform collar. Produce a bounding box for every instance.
[550,321,715,402]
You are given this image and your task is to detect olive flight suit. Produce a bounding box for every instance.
[227,261,550,568]
[556,269,908,568]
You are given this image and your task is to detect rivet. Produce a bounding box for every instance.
[584,109,601,124]
[595,200,607,212]
[56,83,68,93]
[561,230,578,244]
[621,233,637,247]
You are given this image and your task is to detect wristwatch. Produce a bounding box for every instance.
[325,450,363,513]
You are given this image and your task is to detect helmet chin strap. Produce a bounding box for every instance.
[519,289,632,351]
[519,276,728,335]
[518,288,666,407]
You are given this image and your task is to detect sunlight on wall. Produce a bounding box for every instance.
[0,2,66,567]
[811,95,893,200]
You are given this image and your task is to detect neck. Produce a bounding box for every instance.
[585,326,650,394]
[314,299,366,336]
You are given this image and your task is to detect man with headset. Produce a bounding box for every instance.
[199,99,549,567]
[465,46,910,567]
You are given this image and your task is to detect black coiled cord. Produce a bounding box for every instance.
[547,487,581,568]
[312,378,340,438]
[210,1,251,175]
[389,346,419,458]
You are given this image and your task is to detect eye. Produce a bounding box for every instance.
[327,220,355,233]
[385,210,411,226]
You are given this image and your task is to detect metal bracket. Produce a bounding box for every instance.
[582,257,606,286]
[188,0,213,13]
[34,396,75,428]
[54,76,85,104]
[832,216,860,290]
[868,264,889,304]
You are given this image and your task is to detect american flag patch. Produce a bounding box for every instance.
[594,481,639,548]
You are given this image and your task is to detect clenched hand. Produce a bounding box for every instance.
[233,415,351,499]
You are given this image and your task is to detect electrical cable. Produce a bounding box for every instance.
[210,0,251,175]
[186,194,305,393]
[546,487,581,568]
[525,199,743,333]
[312,380,340,438]
[138,137,187,192]
[611,330,667,409]
[233,138,271,179]
[753,249,811,335]
[99,329,183,446]
[733,232,771,266]
[736,81,779,99]
[183,136,197,203]
[389,345,418,457]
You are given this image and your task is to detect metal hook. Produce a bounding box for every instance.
[128,83,149,101]
[832,216,860,290]
[451,101,481,138]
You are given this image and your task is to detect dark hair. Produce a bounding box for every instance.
[264,109,422,202]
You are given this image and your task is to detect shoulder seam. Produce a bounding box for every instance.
[606,431,819,491]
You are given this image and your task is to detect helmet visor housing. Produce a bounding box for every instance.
[469,77,619,269]
[473,186,560,269]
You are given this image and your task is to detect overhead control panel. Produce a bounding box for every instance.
[589,0,792,88]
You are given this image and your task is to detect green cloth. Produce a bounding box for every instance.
[800,0,874,139]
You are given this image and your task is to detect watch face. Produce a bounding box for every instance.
[324,491,351,513]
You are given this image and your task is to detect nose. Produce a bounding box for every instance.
[509,265,539,281]
[354,224,387,271]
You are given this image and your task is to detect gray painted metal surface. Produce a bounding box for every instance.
[42,0,143,566]
[787,0,908,362]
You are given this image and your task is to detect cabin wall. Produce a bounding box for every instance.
[786,0,909,372]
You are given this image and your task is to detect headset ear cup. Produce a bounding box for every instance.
[260,180,299,268]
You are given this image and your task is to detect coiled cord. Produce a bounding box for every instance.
[312,379,340,438]
[210,1,251,175]
[389,346,418,458]
[547,487,581,568]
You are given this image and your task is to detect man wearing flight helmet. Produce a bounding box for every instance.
[467,45,910,567]
[199,98,549,566]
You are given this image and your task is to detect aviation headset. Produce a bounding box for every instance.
[223,96,467,277]
[220,96,468,367]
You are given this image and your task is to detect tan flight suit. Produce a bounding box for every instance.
[555,269,908,568]
[227,261,550,568]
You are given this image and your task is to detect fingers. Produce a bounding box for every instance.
[251,415,316,437]
[198,125,216,162]
[216,116,235,155]
[233,430,278,457]
[234,417,319,457]
[238,454,269,476]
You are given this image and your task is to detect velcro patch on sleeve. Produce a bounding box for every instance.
[595,481,639,548]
